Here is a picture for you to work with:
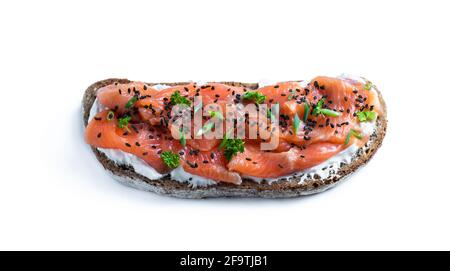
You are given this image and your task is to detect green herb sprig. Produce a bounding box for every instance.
[242,91,266,104]
[303,102,310,122]
[219,133,245,161]
[118,115,132,129]
[170,91,191,106]
[345,129,363,145]
[356,111,377,122]
[293,113,301,134]
[125,96,138,109]
[312,99,341,117]
[160,151,180,168]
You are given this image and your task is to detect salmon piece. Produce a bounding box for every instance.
[264,77,375,147]
[186,138,221,152]
[181,146,242,184]
[258,81,306,105]
[227,142,346,178]
[96,82,157,114]
[85,111,182,173]
[136,83,246,125]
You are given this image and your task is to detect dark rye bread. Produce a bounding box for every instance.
[82,78,387,199]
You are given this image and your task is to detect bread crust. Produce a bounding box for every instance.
[82,78,387,198]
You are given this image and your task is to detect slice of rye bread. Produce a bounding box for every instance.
[82,78,387,199]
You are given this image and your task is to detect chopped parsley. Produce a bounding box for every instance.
[219,133,245,161]
[364,81,373,90]
[160,151,180,168]
[320,108,341,117]
[170,90,191,106]
[118,115,132,129]
[125,96,138,109]
[179,129,186,146]
[312,98,341,117]
[293,113,301,134]
[303,102,310,122]
[356,111,377,122]
[345,129,364,145]
[242,91,266,104]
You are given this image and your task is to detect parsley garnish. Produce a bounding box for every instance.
[345,129,363,145]
[179,129,186,146]
[312,99,341,117]
[320,108,341,117]
[219,133,245,161]
[118,115,132,129]
[364,81,373,90]
[160,151,180,168]
[303,102,310,122]
[125,96,138,109]
[242,91,266,104]
[293,113,301,134]
[170,91,191,106]
[356,111,377,122]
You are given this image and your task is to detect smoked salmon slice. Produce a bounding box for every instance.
[85,111,182,173]
[227,142,345,178]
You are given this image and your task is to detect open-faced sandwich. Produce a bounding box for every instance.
[82,75,386,198]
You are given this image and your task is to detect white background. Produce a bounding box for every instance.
[1,0,449,251]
